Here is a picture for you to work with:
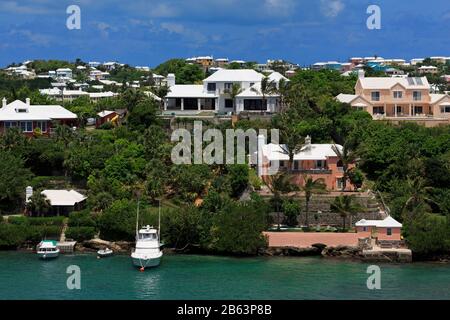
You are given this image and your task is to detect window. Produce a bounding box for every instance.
[224,99,233,109]
[336,178,344,190]
[16,108,28,113]
[243,99,267,111]
[4,121,17,129]
[441,106,450,113]
[371,91,380,101]
[279,160,285,168]
[362,227,367,232]
[224,83,233,92]
[36,121,47,132]
[393,91,403,99]
[207,83,216,92]
[373,106,384,114]
[396,106,402,113]
[293,161,300,171]
[413,91,422,101]
[387,228,392,236]
[414,106,423,115]
[315,160,325,169]
[20,121,33,132]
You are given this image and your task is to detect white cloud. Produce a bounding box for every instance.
[320,0,345,18]
[95,22,118,38]
[9,29,52,45]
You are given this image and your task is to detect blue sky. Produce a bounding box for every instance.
[0,0,449,68]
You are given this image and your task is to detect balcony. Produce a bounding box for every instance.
[292,168,333,174]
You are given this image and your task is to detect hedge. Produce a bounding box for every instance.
[65,227,96,242]
[8,216,65,227]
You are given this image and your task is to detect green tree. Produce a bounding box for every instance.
[250,76,277,112]
[227,83,242,114]
[330,195,363,230]
[301,175,327,227]
[332,143,356,191]
[26,191,51,217]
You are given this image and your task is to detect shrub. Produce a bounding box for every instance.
[28,216,65,226]
[98,199,137,241]
[66,227,96,242]
[25,226,62,243]
[68,210,97,228]
[0,224,26,249]
[8,216,28,226]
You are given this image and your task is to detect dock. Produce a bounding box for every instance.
[57,241,77,253]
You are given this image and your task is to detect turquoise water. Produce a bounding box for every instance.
[0,252,449,300]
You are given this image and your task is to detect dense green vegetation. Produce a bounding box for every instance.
[153,59,205,84]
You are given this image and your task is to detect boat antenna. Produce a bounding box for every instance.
[158,199,161,238]
[136,195,140,239]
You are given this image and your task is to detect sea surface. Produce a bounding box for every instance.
[0,252,449,300]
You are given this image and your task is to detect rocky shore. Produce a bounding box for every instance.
[264,244,413,263]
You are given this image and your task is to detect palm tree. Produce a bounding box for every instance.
[401,176,436,218]
[251,76,277,113]
[26,192,51,217]
[301,175,327,227]
[331,195,364,230]
[332,143,356,192]
[228,83,242,115]
[277,78,290,113]
[279,129,304,173]
[265,172,298,230]
[54,124,73,147]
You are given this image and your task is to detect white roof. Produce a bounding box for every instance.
[144,91,162,101]
[41,190,86,206]
[261,143,343,161]
[419,65,438,69]
[97,110,116,117]
[166,85,217,98]
[204,69,263,82]
[89,91,118,99]
[0,100,77,121]
[267,71,288,83]
[358,77,429,89]
[356,216,402,228]
[336,93,358,104]
[56,68,72,72]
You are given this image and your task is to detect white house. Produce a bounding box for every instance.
[56,68,73,79]
[0,98,77,136]
[163,69,288,115]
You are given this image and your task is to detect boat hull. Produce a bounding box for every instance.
[131,253,162,269]
[37,251,60,260]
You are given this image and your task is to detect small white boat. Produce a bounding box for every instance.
[37,240,60,259]
[97,248,113,258]
[131,225,163,269]
[130,199,163,270]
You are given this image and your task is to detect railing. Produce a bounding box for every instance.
[292,168,333,174]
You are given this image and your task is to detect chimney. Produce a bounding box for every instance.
[305,135,312,152]
[26,98,30,106]
[26,186,33,203]
[2,97,6,108]
[358,69,365,79]
[167,73,176,87]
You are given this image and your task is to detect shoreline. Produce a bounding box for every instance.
[6,241,449,264]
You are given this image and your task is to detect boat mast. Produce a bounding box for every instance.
[136,196,140,239]
[158,199,161,238]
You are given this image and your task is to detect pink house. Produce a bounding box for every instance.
[257,136,355,191]
[355,216,402,242]
[336,75,450,127]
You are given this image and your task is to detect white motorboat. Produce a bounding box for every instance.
[131,225,163,270]
[37,240,60,259]
[97,248,114,258]
[131,199,163,270]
